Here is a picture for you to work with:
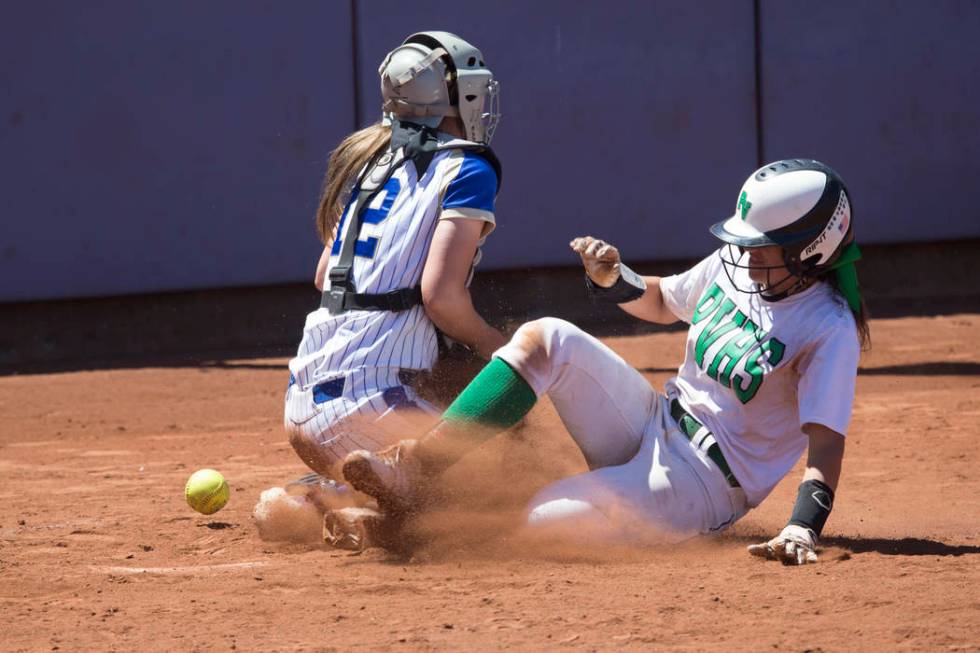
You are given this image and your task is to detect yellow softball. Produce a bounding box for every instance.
[185,469,230,515]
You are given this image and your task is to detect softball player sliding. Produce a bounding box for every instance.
[284,32,506,493]
[336,159,869,565]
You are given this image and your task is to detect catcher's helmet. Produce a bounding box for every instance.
[710,159,853,278]
[378,31,500,144]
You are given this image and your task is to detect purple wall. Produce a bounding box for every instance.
[355,1,758,269]
[759,1,980,244]
[2,2,978,302]
[1,2,352,302]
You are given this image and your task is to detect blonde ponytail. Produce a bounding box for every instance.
[315,122,392,245]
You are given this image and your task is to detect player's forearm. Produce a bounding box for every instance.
[423,288,506,359]
[802,423,845,491]
[617,276,678,325]
[775,424,846,546]
[570,238,678,325]
[802,460,842,492]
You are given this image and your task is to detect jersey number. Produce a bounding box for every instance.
[331,178,402,260]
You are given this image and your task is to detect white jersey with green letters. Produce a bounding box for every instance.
[659,250,860,507]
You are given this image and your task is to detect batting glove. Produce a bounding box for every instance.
[570,236,622,288]
[747,524,819,565]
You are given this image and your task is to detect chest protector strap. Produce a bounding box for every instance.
[321,120,501,315]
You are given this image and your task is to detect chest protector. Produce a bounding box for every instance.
[321,120,502,315]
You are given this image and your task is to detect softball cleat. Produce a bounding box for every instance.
[341,440,424,514]
[285,473,355,511]
[323,507,385,552]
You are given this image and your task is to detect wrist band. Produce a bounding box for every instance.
[788,479,835,537]
[585,263,647,304]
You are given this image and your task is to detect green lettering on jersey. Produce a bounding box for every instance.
[694,298,739,367]
[731,337,786,404]
[692,283,726,325]
[705,312,759,386]
[688,283,788,404]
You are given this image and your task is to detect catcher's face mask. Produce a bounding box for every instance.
[379,31,500,144]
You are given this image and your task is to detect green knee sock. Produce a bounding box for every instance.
[417,358,537,474]
[441,357,536,430]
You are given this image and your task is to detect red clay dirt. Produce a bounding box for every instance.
[1,314,978,652]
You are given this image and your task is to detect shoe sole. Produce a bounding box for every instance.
[322,511,362,551]
[342,457,398,509]
[323,507,383,552]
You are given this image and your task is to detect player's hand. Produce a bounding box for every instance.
[570,236,622,288]
[747,525,819,565]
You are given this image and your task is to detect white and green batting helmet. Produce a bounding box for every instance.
[378,31,500,144]
[710,159,853,277]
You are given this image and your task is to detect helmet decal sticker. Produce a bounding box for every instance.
[737,191,752,221]
[802,191,850,264]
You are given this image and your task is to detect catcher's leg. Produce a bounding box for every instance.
[286,375,437,512]
[286,376,437,474]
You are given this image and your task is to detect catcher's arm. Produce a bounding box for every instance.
[748,424,845,565]
[422,218,506,360]
[569,236,678,324]
[315,244,331,291]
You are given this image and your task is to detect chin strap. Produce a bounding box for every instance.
[759,272,806,303]
[826,242,863,314]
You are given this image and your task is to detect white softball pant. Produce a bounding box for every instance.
[495,318,749,545]
[284,367,439,478]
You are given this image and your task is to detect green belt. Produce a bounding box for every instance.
[669,399,740,488]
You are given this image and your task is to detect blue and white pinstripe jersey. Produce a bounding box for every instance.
[288,139,499,391]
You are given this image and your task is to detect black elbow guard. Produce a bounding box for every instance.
[788,479,835,537]
[585,263,646,304]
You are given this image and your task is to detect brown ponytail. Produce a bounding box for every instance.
[315,122,392,245]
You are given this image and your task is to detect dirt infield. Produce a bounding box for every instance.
[2,314,978,652]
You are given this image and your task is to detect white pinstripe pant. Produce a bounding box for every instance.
[284,367,439,478]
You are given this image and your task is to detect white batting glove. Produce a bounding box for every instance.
[569,236,622,288]
[747,524,819,565]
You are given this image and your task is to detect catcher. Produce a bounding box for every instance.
[331,159,868,565]
[282,31,505,505]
